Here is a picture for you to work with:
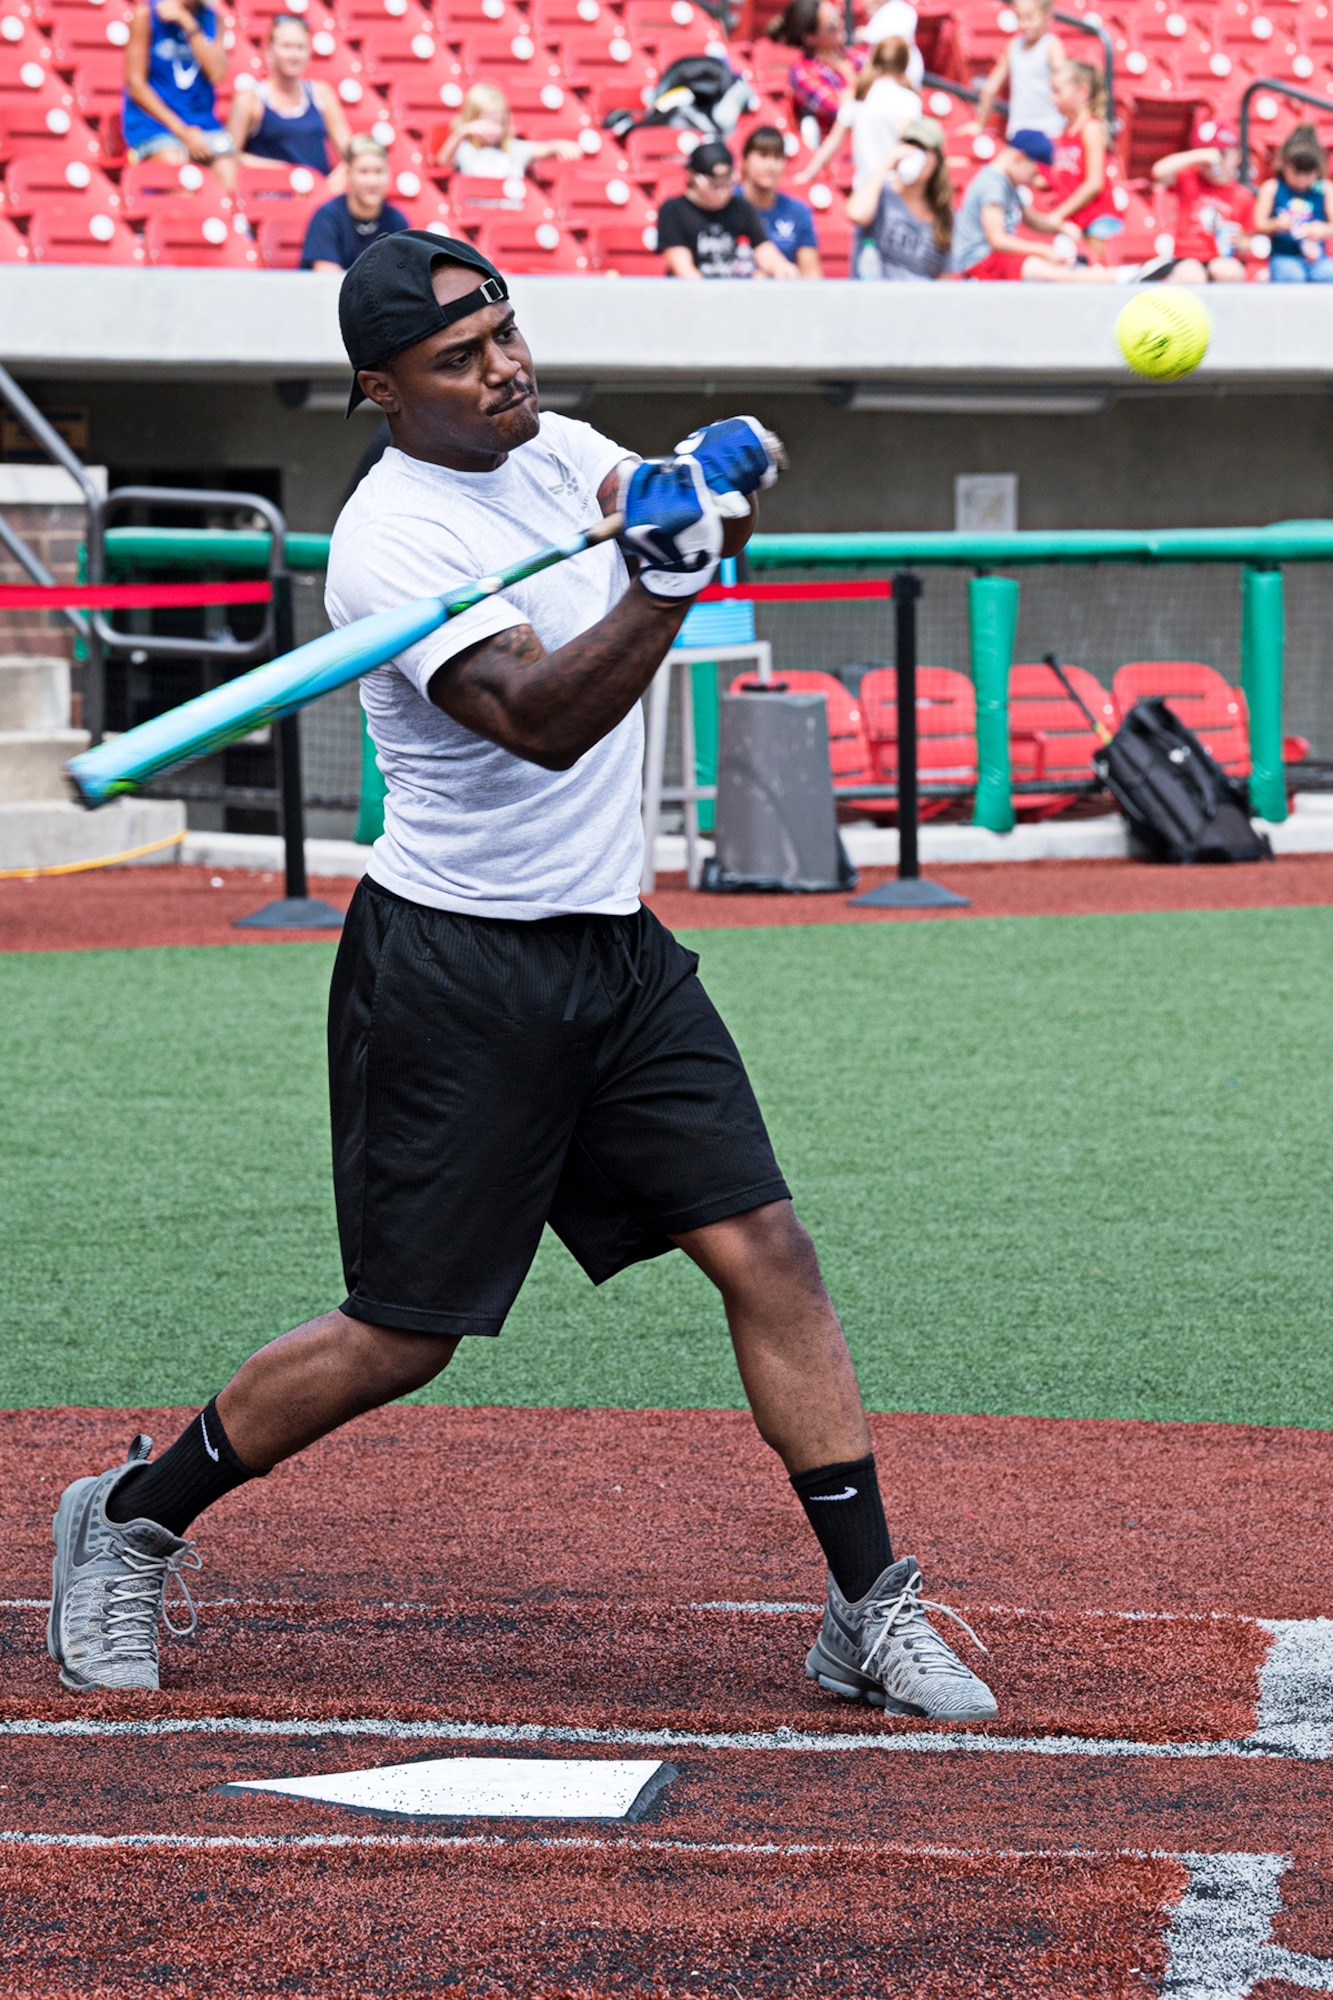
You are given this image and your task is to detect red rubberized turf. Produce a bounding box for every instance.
[7,1407,1333,1996]
[2,855,1333,952]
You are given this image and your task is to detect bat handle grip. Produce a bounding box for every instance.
[583,510,624,545]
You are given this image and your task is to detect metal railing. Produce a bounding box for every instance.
[1238,76,1333,188]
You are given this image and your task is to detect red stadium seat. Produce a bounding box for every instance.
[143,206,261,264]
[538,160,655,224]
[235,0,336,37]
[474,211,591,266]
[1111,660,1250,775]
[528,0,613,32]
[805,190,853,274]
[0,13,52,66]
[495,73,596,142]
[448,0,522,22]
[383,167,452,226]
[235,159,328,207]
[356,20,453,84]
[453,27,562,75]
[727,667,875,788]
[334,0,430,39]
[69,52,128,128]
[0,96,100,162]
[0,209,31,255]
[858,666,977,819]
[447,169,553,217]
[590,213,660,269]
[388,73,469,139]
[28,197,142,259]
[1008,661,1119,818]
[120,153,223,216]
[553,29,655,85]
[622,120,701,174]
[255,202,319,264]
[2,143,118,215]
[48,5,132,67]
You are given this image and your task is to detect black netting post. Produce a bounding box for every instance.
[235,566,344,930]
[850,570,970,912]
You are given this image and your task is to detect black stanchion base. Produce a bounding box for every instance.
[234,897,345,930]
[849,876,970,911]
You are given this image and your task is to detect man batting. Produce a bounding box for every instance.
[47,233,997,1724]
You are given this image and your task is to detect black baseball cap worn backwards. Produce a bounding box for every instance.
[339,231,509,415]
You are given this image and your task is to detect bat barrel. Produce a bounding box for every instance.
[67,596,449,806]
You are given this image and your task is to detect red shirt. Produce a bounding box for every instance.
[1047,123,1117,227]
[1172,166,1253,261]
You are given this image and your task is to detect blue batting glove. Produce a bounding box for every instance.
[673,415,786,520]
[617,456,723,600]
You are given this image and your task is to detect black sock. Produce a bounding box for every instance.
[106,1399,259,1537]
[791,1453,893,1603]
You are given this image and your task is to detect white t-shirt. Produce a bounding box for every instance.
[839,76,922,185]
[325,412,640,921]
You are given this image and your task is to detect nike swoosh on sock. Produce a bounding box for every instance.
[199,1415,219,1464]
[807,1485,858,1501]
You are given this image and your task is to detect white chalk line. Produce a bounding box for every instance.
[0,1713,1320,1759]
[1165,1853,1333,1997]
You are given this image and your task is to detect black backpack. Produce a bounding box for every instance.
[1093,697,1273,865]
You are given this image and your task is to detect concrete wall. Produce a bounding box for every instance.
[29,374,1333,535]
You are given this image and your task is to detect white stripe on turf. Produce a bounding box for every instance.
[0,1715,1323,1759]
[1254,1618,1333,1758]
[1165,1854,1333,1996]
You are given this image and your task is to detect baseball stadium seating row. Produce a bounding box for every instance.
[736,659,1310,819]
[0,0,1328,266]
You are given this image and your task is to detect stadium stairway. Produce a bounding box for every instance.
[0,652,182,871]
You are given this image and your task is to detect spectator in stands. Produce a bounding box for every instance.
[432,83,581,177]
[771,0,865,141]
[856,0,923,88]
[657,137,799,277]
[1041,60,1120,261]
[845,115,951,279]
[123,0,235,187]
[794,36,921,189]
[739,124,821,274]
[226,16,352,185]
[1252,125,1333,283]
[1150,123,1251,281]
[974,0,1064,141]
[952,127,1113,279]
[300,135,409,270]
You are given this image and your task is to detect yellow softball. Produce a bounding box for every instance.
[1115,287,1212,381]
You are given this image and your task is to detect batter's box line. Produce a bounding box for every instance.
[0,1714,1328,1760]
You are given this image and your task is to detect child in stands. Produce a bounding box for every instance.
[794,36,921,189]
[1150,121,1252,281]
[432,84,580,177]
[1252,124,1333,283]
[1042,60,1120,261]
[739,125,822,274]
[953,127,1113,280]
[975,0,1065,142]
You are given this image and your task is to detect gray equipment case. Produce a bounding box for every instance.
[702,688,855,894]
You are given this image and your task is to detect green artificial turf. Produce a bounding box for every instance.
[3,907,1331,1426]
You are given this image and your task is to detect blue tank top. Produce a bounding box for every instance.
[122,1,222,149]
[1271,176,1329,260]
[246,80,330,171]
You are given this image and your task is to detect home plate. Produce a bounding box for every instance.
[217,1756,678,1822]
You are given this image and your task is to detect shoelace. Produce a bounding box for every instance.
[862,1567,989,1683]
[103,1540,202,1658]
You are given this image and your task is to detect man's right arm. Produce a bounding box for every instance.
[427,586,690,771]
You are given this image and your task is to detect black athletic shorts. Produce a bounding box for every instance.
[327,878,790,1336]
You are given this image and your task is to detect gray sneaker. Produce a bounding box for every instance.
[48,1434,201,1693]
[805,1555,998,1720]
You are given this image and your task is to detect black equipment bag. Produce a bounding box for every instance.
[1093,697,1273,864]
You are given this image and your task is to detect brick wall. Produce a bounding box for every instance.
[0,501,83,666]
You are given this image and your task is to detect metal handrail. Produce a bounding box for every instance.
[85,487,287,664]
[0,362,94,644]
[1238,75,1333,188]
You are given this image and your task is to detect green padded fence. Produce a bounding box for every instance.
[102,521,1330,830]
